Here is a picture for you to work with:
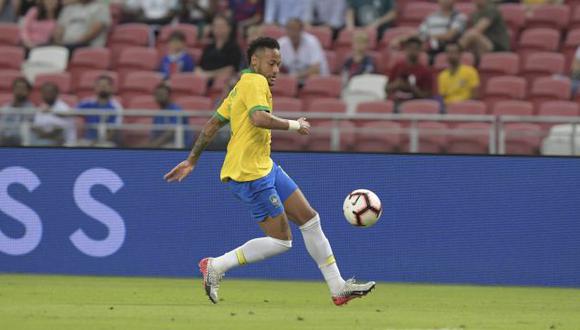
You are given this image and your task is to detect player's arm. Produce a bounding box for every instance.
[250,110,310,135]
[164,115,227,182]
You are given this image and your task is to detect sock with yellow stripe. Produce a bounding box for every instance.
[299,213,346,296]
[211,237,292,274]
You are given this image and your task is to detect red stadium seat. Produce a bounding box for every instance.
[305,26,333,50]
[270,74,298,97]
[76,70,119,99]
[262,25,285,39]
[356,100,395,114]
[274,97,303,112]
[483,76,527,111]
[492,100,534,116]
[446,122,492,154]
[399,99,440,114]
[398,2,438,28]
[108,23,150,67]
[175,96,212,112]
[433,52,475,72]
[521,52,565,82]
[69,47,111,87]
[0,23,20,46]
[167,73,208,98]
[529,77,572,112]
[562,28,580,70]
[517,28,560,61]
[537,101,580,117]
[499,4,526,32]
[354,121,402,152]
[0,70,23,92]
[306,98,347,114]
[304,120,356,152]
[335,28,377,55]
[300,76,343,105]
[119,71,163,106]
[325,50,339,74]
[127,95,158,110]
[401,121,448,153]
[526,4,570,31]
[0,46,24,70]
[503,123,543,155]
[117,47,159,82]
[479,52,520,88]
[0,92,13,105]
[157,24,198,49]
[571,5,580,30]
[446,101,487,115]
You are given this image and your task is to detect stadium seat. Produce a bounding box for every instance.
[529,77,572,112]
[119,71,163,107]
[270,74,298,97]
[433,52,475,72]
[305,26,333,50]
[483,76,527,111]
[356,100,395,114]
[537,101,580,117]
[274,96,303,112]
[116,47,159,82]
[325,50,339,74]
[525,4,570,31]
[354,121,402,152]
[335,28,377,55]
[379,27,416,50]
[22,46,69,82]
[127,95,158,110]
[76,70,119,100]
[175,95,212,111]
[446,100,487,116]
[262,25,285,39]
[302,120,356,152]
[399,99,440,114]
[300,76,343,105]
[0,92,13,105]
[0,70,24,92]
[0,23,20,46]
[306,98,347,114]
[60,94,78,107]
[499,4,526,33]
[562,28,580,70]
[492,100,534,116]
[400,121,448,153]
[31,72,72,104]
[108,23,151,66]
[446,122,492,154]
[167,73,208,99]
[571,5,580,30]
[0,46,24,70]
[517,28,560,61]
[342,74,388,113]
[521,52,565,83]
[69,47,111,86]
[157,24,198,50]
[398,2,438,28]
[456,2,475,16]
[503,123,543,155]
[479,52,520,87]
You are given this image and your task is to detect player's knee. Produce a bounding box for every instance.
[269,237,292,252]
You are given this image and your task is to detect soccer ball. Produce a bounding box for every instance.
[343,189,382,227]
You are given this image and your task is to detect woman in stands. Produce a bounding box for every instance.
[20,0,62,50]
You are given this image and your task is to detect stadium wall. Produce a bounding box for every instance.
[1,148,579,287]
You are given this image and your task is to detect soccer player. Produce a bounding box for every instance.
[164,37,375,306]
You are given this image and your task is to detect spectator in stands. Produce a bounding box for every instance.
[30,82,76,146]
[0,77,35,146]
[147,84,188,148]
[459,0,510,61]
[0,0,18,22]
[159,31,196,80]
[76,75,123,147]
[420,0,467,61]
[17,0,36,16]
[20,0,62,50]
[278,18,329,84]
[196,14,242,80]
[122,0,178,25]
[386,37,432,107]
[53,0,111,50]
[264,0,311,26]
[178,0,225,27]
[437,43,480,105]
[227,0,263,33]
[310,0,347,39]
[341,30,375,86]
[345,0,396,40]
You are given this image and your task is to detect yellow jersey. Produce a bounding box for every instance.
[215,69,274,182]
[437,64,480,104]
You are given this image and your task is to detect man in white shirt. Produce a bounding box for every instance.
[31,82,77,147]
[124,0,178,25]
[53,0,111,48]
[264,0,312,26]
[278,18,329,83]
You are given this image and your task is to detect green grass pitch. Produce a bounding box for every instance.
[1,274,579,330]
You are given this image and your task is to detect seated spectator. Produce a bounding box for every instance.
[419,0,467,61]
[264,0,311,26]
[227,0,263,32]
[178,0,225,27]
[148,84,189,148]
[341,31,375,85]
[20,0,62,50]
[53,0,111,51]
[459,0,509,61]
[310,0,347,38]
[123,0,178,25]
[0,77,35,146]
[16,0,36,16]
[76,75,123,147]
[196,14,243,80]
[30,82,76,146]
[437,43,480,105]
[159,31,196,80]
[386,37,432,106]
[278,18,329,83]
[346,0,396,40]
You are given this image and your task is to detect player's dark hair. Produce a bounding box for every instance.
[404,36,423,48]
[246,37,280,63]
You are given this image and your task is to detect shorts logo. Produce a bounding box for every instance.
[269,195,280,207]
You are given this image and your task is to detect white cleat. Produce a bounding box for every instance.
[332,278,376,306]
[198,258,224,304]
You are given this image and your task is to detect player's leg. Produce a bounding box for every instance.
[275,165,375,305]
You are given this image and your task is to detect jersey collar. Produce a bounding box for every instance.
[241,68,255,74]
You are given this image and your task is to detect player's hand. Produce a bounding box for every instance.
[297,117,310,135]
[164,160,195,183]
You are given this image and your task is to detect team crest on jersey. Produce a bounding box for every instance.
[269,195,280,207]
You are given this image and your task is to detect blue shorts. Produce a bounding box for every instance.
[227,163,298,222]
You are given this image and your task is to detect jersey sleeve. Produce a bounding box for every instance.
[242,76,271,118]
[215,95,231,123]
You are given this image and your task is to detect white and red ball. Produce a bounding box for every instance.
[343,189,382,227]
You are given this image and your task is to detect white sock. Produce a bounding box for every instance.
[300,213,346,295]
[212,237,292,274]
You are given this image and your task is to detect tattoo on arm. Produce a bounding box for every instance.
[187,115,227,163]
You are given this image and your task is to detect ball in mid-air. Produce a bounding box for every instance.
[343,189,382,227]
